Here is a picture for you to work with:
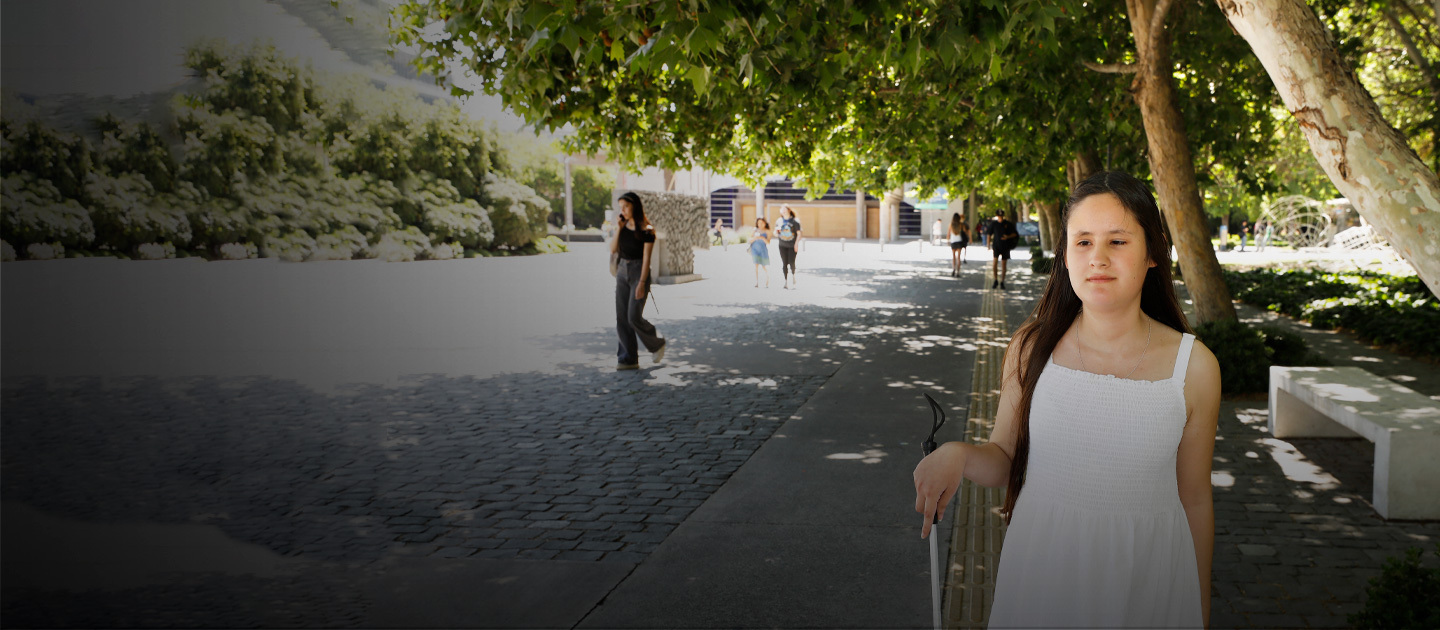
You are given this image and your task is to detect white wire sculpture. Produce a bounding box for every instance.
[1258,195,1334,248]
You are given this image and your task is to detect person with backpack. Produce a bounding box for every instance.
[987,209,1020,289]
[775,205,803,290]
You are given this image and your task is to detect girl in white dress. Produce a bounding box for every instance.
[913,171,1221,628]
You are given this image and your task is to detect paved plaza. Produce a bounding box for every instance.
[2,240,1437,628]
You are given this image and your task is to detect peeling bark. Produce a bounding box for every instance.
[1219,0,1440,297]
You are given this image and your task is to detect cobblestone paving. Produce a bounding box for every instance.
[1,369,825,565]
[1208,403,1440,628]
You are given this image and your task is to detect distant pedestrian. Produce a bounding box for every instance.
[932,218,945,246]
[1261,220,1274,251]
[776,206,803,289]
[987,210,1020,289]
[749,217,772,288]
[1239,220,1250,252]
[610,192,666,370]
[711,218,725,245]
[914,171,1220,629]
[947,212,970,277]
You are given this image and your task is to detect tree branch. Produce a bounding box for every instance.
[1082,60,1139,74]
[1145,0,1177,62]
[1384,7,1438,86]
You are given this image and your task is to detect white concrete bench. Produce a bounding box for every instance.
[1269,366,1440,520]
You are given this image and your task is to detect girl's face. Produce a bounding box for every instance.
[618,199,633,221]
[1065,193,1156,312]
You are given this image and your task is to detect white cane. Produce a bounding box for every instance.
[921,393,952,630]
[928,511,941,630]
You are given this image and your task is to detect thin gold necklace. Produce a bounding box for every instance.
[1077,317,1153,379]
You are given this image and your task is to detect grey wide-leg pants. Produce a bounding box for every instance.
[615,258,663,365]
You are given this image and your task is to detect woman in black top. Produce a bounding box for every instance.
[610,192,667,370]
[947,212,970,277]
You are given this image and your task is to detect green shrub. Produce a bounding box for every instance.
[483,173,550,248]
[85,173,193,253]
[535,235,568,254]
[1030,246,1053,274]
[1195,319,1271,394]
[1350,545,1440,629]
[0,120,94,201]
[1,174,96,251]
[1194,319,1329,394]
[1254,325,1330,367]
[369,226,431,262]
[1224,269,1439,359]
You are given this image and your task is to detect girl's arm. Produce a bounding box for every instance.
[913,334,1025,538]
[1178,341,1221,629]
[637,239,654,298]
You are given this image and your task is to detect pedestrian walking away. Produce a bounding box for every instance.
[1239,220,1250,252]
[711,217,725,245]
[986,209,1020,289]
[776,205,802,289]
[610,191,667,370]
[932,217,945,246]
[947,212,969,277]
[749,217,772,288]
[913,171,1221,628]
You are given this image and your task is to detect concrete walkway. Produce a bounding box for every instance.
[2,240,989,627]
[3,241,1437,628]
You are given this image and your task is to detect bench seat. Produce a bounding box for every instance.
[1269,366,1440,520]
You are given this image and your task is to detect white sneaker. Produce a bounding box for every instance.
[653,341,667,365]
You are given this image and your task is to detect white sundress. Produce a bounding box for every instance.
[988,333,1203,629]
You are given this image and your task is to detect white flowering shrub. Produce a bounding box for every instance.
[423,199,494,250]
[368,226,431,262]
[483,173,550,249]
[261,229,317,262]
[308,225,368,261]
[85,172,193,252]
[429,241,462,260]
[136,242,177,260]
[26,242,63,260]
[217,242,258,260]
[1,174,96,252]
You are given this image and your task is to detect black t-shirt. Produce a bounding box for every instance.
[617,224,656,260]
[987,219,1019,251]
[776,217,801,244]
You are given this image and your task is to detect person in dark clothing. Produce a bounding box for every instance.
[775,205,803,289]
[987,210,1020,289]
[610,191,666,370]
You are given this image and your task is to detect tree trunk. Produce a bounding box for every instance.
[1219,0,1440,298]
[966,190,979,233]
[1038,200,1062,252]
[1076,151,1103,181]
[1126,0,1237,323]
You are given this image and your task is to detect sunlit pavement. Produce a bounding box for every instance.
[0,240,996,627]
[1,241,1435,627]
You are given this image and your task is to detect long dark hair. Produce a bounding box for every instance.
[950,212,967,236]
[1000,171,1192,522]
[618,191,653,232]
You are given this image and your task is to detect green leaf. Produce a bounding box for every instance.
[522,28,551,57]
[688,65,712,96]
[610,39,625,61]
